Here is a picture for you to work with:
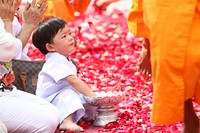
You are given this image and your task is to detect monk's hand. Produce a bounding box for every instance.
[96,0,119,10]
[138,38,152,78]
[22,0,47,26]
[0,0,15,22]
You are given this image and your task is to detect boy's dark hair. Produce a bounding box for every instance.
[32,17,82,75]
[32,17,66,55]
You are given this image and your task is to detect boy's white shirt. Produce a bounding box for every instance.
[36,52,77,102]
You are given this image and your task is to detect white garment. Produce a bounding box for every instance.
[0,18,18,62]
[0,88,60,133]
[0,120,7,133]
[12,17,30,60]
[36,52,96,123]
[0,17,60,133]
[12,17,21,37]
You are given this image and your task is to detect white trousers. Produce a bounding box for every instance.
[51,88,96,124]
[0,120,7,133]
[0,88,60,133]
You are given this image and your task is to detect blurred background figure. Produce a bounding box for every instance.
[21,0,132,23]
[95,0,132,18]
[21,0,91,22]
[41,0,91,22]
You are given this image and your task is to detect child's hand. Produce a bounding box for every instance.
[87,91,97,97]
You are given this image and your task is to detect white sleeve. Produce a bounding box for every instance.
[12,17,30,60]
[12,39,23,60]
[12,17,24,60]
[19,45,31,60]
[0,18,16,62]
[12,17,21,37]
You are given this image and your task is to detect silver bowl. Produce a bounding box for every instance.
[84,91,124,126]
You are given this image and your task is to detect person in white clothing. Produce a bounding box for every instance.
[0,120,7,133]
[32,17,97,132]
[0,0,60,133]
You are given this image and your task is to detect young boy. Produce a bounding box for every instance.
[32,17,97,132]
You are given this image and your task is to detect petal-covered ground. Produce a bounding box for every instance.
[26,2,200,133]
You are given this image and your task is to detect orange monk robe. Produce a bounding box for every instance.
[128,0,200,125]
[127,0,147,38]
[42,0,91,22]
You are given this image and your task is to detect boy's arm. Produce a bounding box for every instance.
[65,75,96,97]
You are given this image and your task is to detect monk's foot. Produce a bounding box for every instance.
[182,122,199,133]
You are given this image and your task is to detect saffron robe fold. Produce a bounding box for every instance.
[128,0,147,38]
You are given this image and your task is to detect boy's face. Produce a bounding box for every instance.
[49,24,75,56]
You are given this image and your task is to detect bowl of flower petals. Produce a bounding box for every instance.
[84,91,124,127]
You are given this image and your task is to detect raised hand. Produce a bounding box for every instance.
[96,0,119,10]
[0,0,15,22]
[22,0,47,26]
